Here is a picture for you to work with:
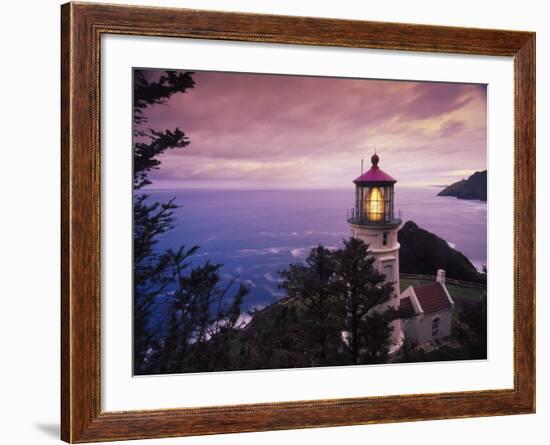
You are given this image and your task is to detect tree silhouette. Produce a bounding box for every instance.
[280,246,342,365]
[133,69,196,372]
[279,239,395,367]
[132,69,248,374]
[334,238,396,364]
[133,70,195,189]
[453,266,487,360]
[144,249,249,374]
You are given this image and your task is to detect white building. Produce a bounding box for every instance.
[397,270,455,345]
[348,154,454,347]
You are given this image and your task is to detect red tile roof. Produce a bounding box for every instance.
[398,297,415,318]
[414,282,452,314]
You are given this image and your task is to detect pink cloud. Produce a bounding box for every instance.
[136,69,487,189]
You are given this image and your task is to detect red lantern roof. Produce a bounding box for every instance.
[354,153,397,184]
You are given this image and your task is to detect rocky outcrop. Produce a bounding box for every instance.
[398,221,483,283]
[438,170,487,201]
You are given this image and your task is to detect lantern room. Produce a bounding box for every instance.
[348,153,400,226]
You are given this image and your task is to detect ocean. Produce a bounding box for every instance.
[142,186,487,312]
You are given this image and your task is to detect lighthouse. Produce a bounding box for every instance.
[347,153,402,319]
[345,154,457,348]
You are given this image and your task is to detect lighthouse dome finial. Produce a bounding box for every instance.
[371,152,380,167]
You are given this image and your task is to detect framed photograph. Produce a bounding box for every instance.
[61,2,535,442]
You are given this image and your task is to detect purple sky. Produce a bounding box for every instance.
[137,69,487,190]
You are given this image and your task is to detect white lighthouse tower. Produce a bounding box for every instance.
[347,153,402,341]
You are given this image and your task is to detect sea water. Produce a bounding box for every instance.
[142,186,487,312]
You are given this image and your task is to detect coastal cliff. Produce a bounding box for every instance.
[437,170,487,201]
[398,221,484,283]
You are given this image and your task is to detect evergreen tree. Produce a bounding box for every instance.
[280,246,342,365]
[132,69,248,374]
[234,303,316,370]
[133,69,196,373]
[453,293,487,359]
[333,238,396,364]
[145,249,249,374]
[278,238,396,367]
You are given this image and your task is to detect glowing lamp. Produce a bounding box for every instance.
[349,153,398,225]
[366,187,384,222]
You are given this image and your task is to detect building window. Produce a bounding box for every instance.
[383,264,393,283]
[382,232,388,246]
[432,318,440,337]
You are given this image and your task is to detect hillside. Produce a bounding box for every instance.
[437,170,487,201]
[398,220,484,283]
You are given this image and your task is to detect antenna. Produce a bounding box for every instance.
[361,158,364,175]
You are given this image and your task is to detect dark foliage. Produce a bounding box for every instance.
[143,249,249,374]
[132,69,248,374]
[280,246,343,365]
[133,70,194,190]
[133,195,180,370]
[453,290,487,359]
[134,129,190,190]
[234,303,323,370]
[333,238,396,364]
[454,266,488,359]
[225,239,396,371]
[133,70,195,124]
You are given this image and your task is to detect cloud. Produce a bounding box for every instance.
[137,69,487,188]
[151,155,317,185]
[399,82,475,120]
[438,119,467,138]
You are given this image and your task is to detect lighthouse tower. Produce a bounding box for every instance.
[347,153,402,324]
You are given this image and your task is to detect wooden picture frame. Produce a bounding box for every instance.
[61,2,535,442]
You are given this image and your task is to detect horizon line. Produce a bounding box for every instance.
[141,184,449,192]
